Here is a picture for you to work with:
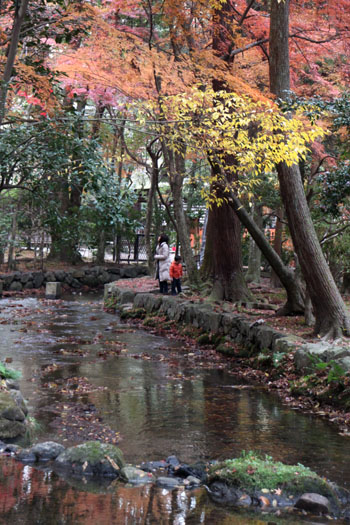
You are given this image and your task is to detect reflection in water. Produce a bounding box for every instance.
[0,294,348,523]
[0,456,334,525]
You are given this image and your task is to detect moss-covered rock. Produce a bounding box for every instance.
[208,452,340,510]
[55,441,125,478]
[0,418,26,439]
[0,391,27,438]
[120,308,146,320]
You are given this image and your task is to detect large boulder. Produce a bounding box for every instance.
[54,441,125,478]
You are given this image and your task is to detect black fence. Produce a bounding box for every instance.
[107,234,149,263]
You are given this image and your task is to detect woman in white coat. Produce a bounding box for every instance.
[154,234,171,294]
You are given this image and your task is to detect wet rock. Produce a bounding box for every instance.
[295,493,330,514]
[0,391,25,422]
[120,466,155,484]
[156,476,184,488]
[2,444,20,454]
[140,460,168,472]
[5,379,20,390]
[166,455,181,469]
[206,481,241,505]
[55,441,125,478]
[184,476,202,488]
[236,493,252,507]
[1,405,25,422]
[30,442,65,461]
[0,418,26,438]
[172,461,208,482]
[8,390,28,416]
[16,448,37,463]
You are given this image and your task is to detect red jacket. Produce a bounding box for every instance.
[170,261,183,279]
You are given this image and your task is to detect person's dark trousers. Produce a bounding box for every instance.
[159,280,168,294]
[171,278,182,295]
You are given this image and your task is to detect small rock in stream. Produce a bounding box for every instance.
[295,493,330,514]
[30,441,65,461]
[156,476,184,488]
[120,466,155,484]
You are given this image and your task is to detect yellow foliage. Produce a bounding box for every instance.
[136,86,325,200]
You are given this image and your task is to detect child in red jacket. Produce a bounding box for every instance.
[170,255,183,295]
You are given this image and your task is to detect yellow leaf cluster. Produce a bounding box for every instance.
[138,86,324,198]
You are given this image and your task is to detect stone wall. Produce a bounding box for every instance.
[104,283,291,355]
[105,282,350,371]
[0,265,148,293]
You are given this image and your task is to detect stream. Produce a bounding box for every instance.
[0,292,349,524]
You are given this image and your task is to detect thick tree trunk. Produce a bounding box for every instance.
[203,199,251,301]
[246,202,263,284]
[204,1,251,301]
[278,164,349,336]
[269,0,350,337]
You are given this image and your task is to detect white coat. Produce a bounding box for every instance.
[155,242,171,281]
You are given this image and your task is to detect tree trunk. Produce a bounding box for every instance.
[145,145,160,274]
[226,190,305,314]
[270,207,283,288]
[0,0,29,125]
[203,198,251,301]
[96,230,106,264]
[246,202,263,284]
[269,0,350,338]
[7,207,17,271]
[203,0,250,301]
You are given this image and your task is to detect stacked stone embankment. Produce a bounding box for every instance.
[0,265,148,293]
[105,282,350,372]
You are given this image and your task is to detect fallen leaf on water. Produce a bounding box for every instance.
[259,496,270,507]
[106,455,120,471]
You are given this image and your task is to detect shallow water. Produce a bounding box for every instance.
[0,293,349,524]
